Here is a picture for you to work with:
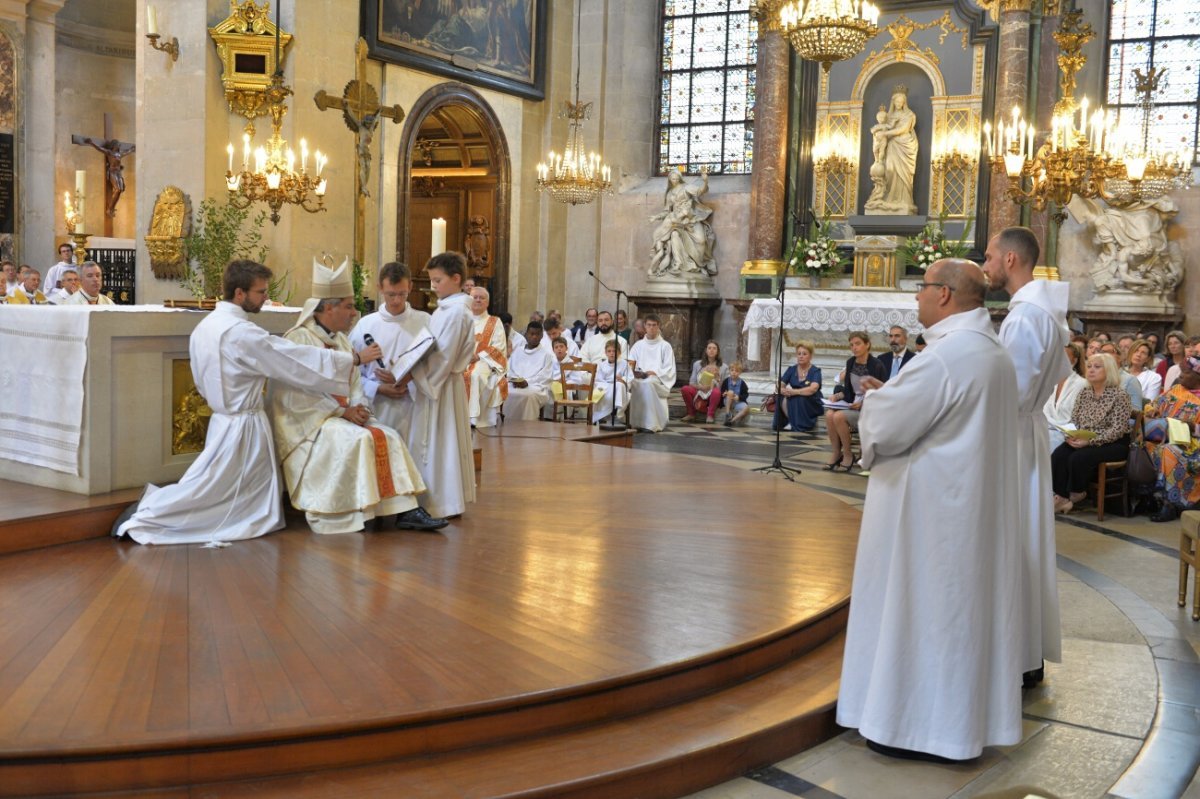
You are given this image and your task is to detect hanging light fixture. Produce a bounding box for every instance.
[535,0,613,206]
[778,0,880,73]
[1101,67,1193,206]
[224,0,327,224]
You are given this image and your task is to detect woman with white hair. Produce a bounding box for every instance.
[1049,353,1133,514]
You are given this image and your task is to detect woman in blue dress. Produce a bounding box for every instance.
[773,341,823,433]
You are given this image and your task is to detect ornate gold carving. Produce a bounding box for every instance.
[852,235,901,288]
[209,1,293,136]
[750,0,784,32]
[146,186,191,280]
[741,259,787,276]
[1053,11,1094,116]
[171,359,212,455]
[863,10,968,66]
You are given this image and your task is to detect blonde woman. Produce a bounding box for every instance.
[1050,353,1132,514]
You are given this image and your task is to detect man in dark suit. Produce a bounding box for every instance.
[878,325,916,381]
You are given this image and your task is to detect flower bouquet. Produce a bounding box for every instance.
[787,212,847,278]
[900,213,973,271]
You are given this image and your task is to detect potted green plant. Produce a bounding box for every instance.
[180,198,270,303]
[786,212,847,288]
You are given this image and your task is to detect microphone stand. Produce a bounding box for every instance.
[588,270,627,431]
[752,282,801,481]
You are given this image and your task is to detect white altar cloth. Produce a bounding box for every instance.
[742,289,924,351]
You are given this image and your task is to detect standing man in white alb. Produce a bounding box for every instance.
[349,261,432,446]
[837,259,1023,763]
[115,260,358,545]
[627,315,676,432]
[579,310,628,364]
[982,225,1070,688]
[43,243,76,295]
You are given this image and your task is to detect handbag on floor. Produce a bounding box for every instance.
[1125,415,1156,487]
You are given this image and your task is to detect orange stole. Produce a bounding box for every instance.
[465,315,509,402]
[328,356,398,501]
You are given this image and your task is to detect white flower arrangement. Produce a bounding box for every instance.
[787,213,846,276]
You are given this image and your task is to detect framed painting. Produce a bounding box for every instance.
[364,0,546,101]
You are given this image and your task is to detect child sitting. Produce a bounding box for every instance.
[593,339,631,425]
[720,361,751,427]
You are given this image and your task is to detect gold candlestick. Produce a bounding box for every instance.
[70,232,91,265]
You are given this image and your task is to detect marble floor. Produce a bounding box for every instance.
[632,409,1200,799]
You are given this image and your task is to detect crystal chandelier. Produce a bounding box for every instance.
[1101,67,1193,206]
[223,1,327,224]
[983,12,1193,221]
[778,0,880,73]
[535,0,612,206]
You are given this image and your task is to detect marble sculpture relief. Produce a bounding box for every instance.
[864,85,918,215]
[1067,194,1183,300]
[649,167,718,279]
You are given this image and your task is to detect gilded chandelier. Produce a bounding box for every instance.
[223,1,327,224]
[535,0,612,206]
[983,12,1192,221]
[778,0,880,73]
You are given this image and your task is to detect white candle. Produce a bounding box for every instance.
[300,138,308,173]
[431,218,447,257]
[147,5,158,36]
[226,143,233,173]
[242,133,250,170]
[75,169,86,234]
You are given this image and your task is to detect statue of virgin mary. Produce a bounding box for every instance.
[864,85,918,216]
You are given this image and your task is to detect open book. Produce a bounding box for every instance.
[1053,423,1098,441]
[387,332,435,384]
[698,370,716,390]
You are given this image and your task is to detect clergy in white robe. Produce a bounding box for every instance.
[46,268,81,305]
[579,310,628,363]
[837,259,1022,762]
[593,348,630,423]
[269,263,434,535]
[465,285,507,428]
[6,271,48,305]
[116,261,354,545]
[42,244,75,293]
[983,227,1069,681]
[506,322,555,420]
[412,252,477,518]
[627,316,676,432]
[541,321,580,359]
[62,263,114,306]
[349,263,432,447]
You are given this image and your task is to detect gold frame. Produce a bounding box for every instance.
[209,1,293,134]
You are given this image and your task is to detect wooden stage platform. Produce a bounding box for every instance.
[0,421,860,798]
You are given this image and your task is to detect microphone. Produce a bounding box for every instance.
[361,333,387,370]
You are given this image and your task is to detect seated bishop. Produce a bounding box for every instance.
[465,285,508,428]
[627,314,677,432]
[268,259,446,534]
[6,268,49,304]
[506,320,555,420]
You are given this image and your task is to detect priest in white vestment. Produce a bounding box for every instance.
[116,260,355,545]
[269,260,444,534]
[627,315,676,432]
[837,259,1022,762]
[46,268,81,304]
[62,262,114,305]
[412,252,477,518]
[465,285,507,428]
[2,261,17,297]
[506,321,555,420]
[6,268,49,304]
[42,243,76,294]
[579,310,628,364]
[349,262,432,448]
[982,227,1069,686]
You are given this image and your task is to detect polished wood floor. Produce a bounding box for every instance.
[0,423,860,797]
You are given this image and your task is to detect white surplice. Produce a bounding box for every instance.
[593,358,630,423]
[117,302,353,545]
[62,291,114,306]
[1001,279,1070,671]
[42,261,73,294]
[413,291,476,517]
[540,331,579,359]
[466,312,508,428]
[627,336,676,432]
[1044,372,1087,451]
[506,344,554,420]
[837,307,1022,760]
[268,316,423,534]
[350,303,432,439]
[579,330,627,364]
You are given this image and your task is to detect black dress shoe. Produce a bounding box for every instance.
[395,507,449,532]
[1150,504,1180,523]
[864,738,972,764]
[1022,661,1045,689]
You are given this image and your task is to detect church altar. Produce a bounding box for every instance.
[741,289,923,355]
[0,305,298,495]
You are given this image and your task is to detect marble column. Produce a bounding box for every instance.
[988,0,1032,236]
[1029,9,1060,261]
[748,11,789,261]
[22,2,64,265]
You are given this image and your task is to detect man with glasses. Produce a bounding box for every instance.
[982,226,1070,690]
[837,259,1023,763]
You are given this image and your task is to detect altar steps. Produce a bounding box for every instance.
[0,480,139,555]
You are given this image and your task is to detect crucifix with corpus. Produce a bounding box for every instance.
[314,38,404,266]
[70,113,135,238]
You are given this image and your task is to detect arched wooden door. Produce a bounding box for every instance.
[397,83,511,314]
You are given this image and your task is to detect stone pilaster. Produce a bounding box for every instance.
[23,2,63,264]
[748,18,788,261]
[988,3,1031,236]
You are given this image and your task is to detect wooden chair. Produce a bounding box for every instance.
[552,361,598,424]
[1089,411,1143,522]
[1180,511,1200,621]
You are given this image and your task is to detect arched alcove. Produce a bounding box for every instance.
[397,83,511,313]
[857,64,935,217]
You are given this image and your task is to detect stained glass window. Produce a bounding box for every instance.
[1107,0,1200,163]
[658,0,758,174]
